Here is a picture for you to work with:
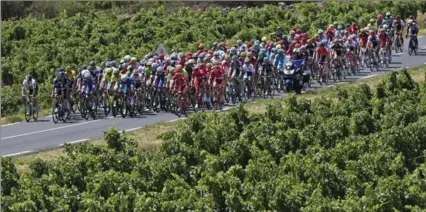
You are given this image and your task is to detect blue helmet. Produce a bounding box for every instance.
[26,74,33,80]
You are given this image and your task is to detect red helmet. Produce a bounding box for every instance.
[396,15,401,20]
[311,37,317,41]
[295,35,301,40]
[295,43,301,48]
[277,40,283,45]
[159,54,165,60]
[377,14,383,19]
[370,30,376,36]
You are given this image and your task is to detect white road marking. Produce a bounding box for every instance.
[361,74,378,79]
[124,127,141,132]
[419,36,424,38]
[395,52,404,55]
[166,118,186,123]
[1,120,100,140]
[3,150,34,157]
[1,122,20,127]
[67,139,88,144]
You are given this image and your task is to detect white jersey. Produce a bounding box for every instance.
[22,79,37,90]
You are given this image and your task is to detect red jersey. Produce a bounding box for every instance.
[210,66,225,86]
[192,67,205,86]
[316,47,329,56]
[173,71,186,91]
[378,33,388,46]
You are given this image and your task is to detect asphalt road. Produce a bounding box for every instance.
[2,36,426,157]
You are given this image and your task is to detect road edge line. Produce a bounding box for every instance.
[3,150,34,157]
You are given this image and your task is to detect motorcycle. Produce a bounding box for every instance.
[283,61,303,94]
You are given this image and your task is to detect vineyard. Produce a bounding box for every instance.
[2,69,426,211]
[2,2,426,117]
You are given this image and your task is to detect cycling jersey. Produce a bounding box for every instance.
[367,35,379,48]
[210,66,225,86]
[359,32,369,46]
[393,20,404,32]
[378,33,389,46]
[332,42,344,56]
[22,79,38,95]
[273,54,286,70]
[172,71,186,92]
[407,24,419,36]
[242,63,254,78]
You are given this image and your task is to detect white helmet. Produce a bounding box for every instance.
[407,19,414,24]
[82,70,91,78]
[386,12,391,16]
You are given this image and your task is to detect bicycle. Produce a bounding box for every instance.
[394,32,403,52]
[23,95,39,122]
[52,88,70,124]
[261,75,274,99]
[408,35,418,56]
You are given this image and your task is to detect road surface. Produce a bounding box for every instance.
[2,36,426,157]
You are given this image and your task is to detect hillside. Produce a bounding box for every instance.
[3,69,426,211]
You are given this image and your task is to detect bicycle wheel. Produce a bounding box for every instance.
[120,97,128,118]
[52,103,59,124]
[24,102,32,122]
[33,102,39,121]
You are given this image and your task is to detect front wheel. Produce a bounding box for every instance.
[24,102,32,122]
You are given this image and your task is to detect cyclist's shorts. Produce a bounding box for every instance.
[155,79,164,88]
[135,82,142,89]
[319,55,326,64]
[121,84,128,94]
[105,82,111,90]
[84,84,92,95]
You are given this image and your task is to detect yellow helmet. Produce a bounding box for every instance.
[71,70,76,76]
[224,54,231,61]
[240,52,247,57]
[213,60,220,65]
[206,63,212,68]
[262,36,267,42]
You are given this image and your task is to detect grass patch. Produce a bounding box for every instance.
[10,65,426,174]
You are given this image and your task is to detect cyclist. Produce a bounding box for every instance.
[406,19,419,49]
[100,62,113,91]
[22,74,39,115]
[52,69,71,114]
[367,30,380,63]
[393,15,405,48]
[209,61,225,103]
[326,24,336,42]
[242,57,255,98]
[376,14,384,31]
[314,41,329,65]
[331,38,345,68]
[316,30,327,44]
[408,15,417,24]
[171,66,187,97]
[385,12,394,28]
[359,28,369,48]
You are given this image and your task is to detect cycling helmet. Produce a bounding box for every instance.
[293,48,300,53]
[382,24,388,29]
[111,61,116,67]
[363,27,369,32]
[237,40,242,45]
[124,55,131,61]
[26,74,33,80]
[271,48,277,53]
[151,63,158,69]
[367,23,372,29]
[170,53,177,60]
[187,59,196,64]
[230,46,237,52]
[262,36,267,42]
[232,55,238,60]
[407,19,413,24]
[176,64,183,70]
[244,58,250,63]
[157,67,163,72]
[105,61,112,67]
[276,44,282,49]
[178,52,184,58]
[278,49,284,54]
[131,57,137,62]
[409,15,413,19]
[307,39,312,44]
[247,52,253,57]
[146,62,152,67]
[377,14,383,19]
[396,15,401,20]
[206,63,212,68]
[240,52,247,57]
[71,70,76,76]
[379,28,385,32]
[224,55,231,60]
[382,20,388,25]
[290,30,295,35]
[338,25,343,30]
[83,71,91,78]
[56,68,64,73]
[89,61,96,66]
[213,51,219,56]
[285,61,293,69]
[345,23,351,28]
[318,29,324,34]
[370,30,376,36]
[254,43,260,49]
[158,54,165,60]
[264,57,270,62]
[198,43,205,49]
[213,60,220,65]
[127,65,134,71]
[105,68,112,74]
[386,12,391,16]
[295,43,301,48]
[369,19,374,23]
